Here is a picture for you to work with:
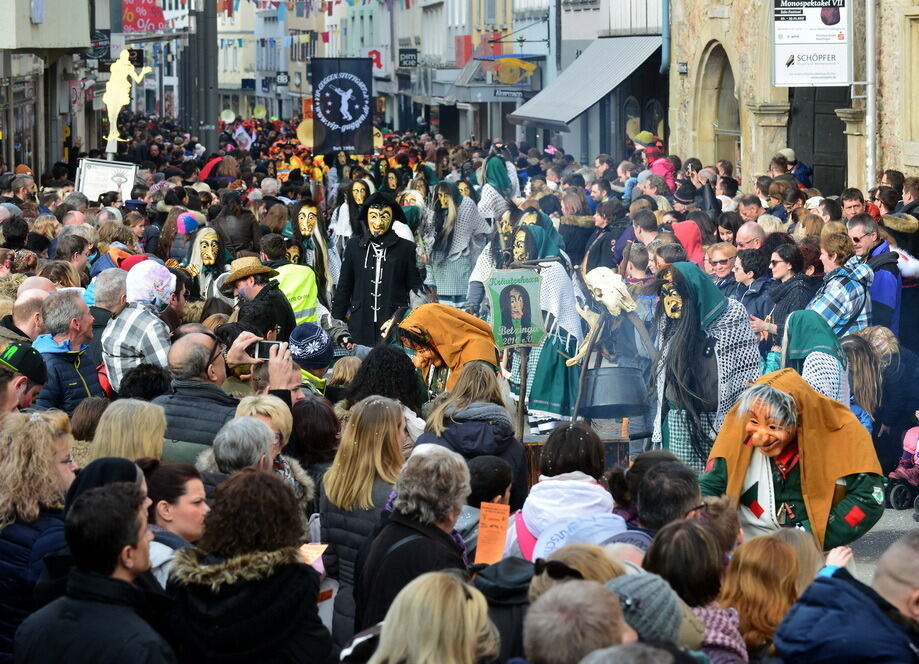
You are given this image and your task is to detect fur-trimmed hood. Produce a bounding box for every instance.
[171,545,302,592]
[560,214,595,229]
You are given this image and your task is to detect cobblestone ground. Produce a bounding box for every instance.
[850,507,917,583]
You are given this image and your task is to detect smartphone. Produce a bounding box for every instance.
[253,340,282,360]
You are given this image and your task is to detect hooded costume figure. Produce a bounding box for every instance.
[398,303,498,396]
[473,155,514,224]
[332,192,423,346]
[291,199,340,307]
[652,262,760,471]
[183,227,230,300]
[330,179,372,255]
[422,181,490,306]
[700,369,884,549]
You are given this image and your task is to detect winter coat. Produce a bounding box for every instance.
[865,240,902,333]
[472,557,534,663]
[791,161,814,188]
[332,230,423,346]
[150,527,192,589]
[32,335,104,416]
[767,273,814,341]
[714,274,738,299]
[583,225,618,272]
[154,380,239,463]
[0,316,28,345]
[356,510,466,631]
[320,478,393,647]
[504,471,615,560]
[0,511,64,663]
[775,567,919,663]
[733,276,774,321]
[415,402,528,510]
[169,546,337,664]
[211,212,261,257]
[86,306,112,368]
[14,569,175,664]
[649,156,676,192]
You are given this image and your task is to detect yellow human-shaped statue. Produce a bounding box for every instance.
[103,50,152,143]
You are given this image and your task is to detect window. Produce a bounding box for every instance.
[643,99,665,140]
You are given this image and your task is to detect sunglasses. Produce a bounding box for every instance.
[710,258,733,267]
[533,558,584,581]
[769,260,786,267]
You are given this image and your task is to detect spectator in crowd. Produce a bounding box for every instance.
[321,396,408,645]
[14,482,175,664]
[366,572,499,664]
[0,288,48,344]
[528,544,626,602]
[735,221,765,250]
[807,233,873,335]
[140,459,209,588]
[417,361,526,510]
[0,342,46,417]
[358,446,469,630]
[730,248,774,323]
[33,291,103,414]
[101,261,175,391]
[0,411,76,661]
[775,531,919,663]
[170,469,336,662]
[288,395,340,501]
[221,257,296,341]
[86,268,127,367]
[117,363,173,401]
[89,398,166,461]
[522,580,632,664]
[847,213,902,332]
[840,188,866,220]
[635,460,703,538]
[196,417,275,499]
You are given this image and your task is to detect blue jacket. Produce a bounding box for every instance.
[33,335,104,416]
[866,240,902,334]
[775,567,919,663]
[0,512,65,663]
[733,276,774,320]
[791,161,814,188]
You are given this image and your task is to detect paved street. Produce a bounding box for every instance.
[850,507,917,583]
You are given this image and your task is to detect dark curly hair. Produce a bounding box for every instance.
[196,469,303,557]
[117,364,172,401]
[540,422,605,480]
[289,395,340,466]
[344,345,424,416]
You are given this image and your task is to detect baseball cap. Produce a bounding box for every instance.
[0,342,47,384]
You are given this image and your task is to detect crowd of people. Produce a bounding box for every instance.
[0,112,916,663]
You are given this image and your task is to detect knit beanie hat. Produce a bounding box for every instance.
[176,212,201,235]
[633,131,656,147]
[126,260,176,311]
[289,323,334,370]
[607,573,682,644]
[674,181,697,205]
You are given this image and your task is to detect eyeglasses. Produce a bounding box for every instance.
[710,258,733,267]
[684,503,706,518]
[769,259,786,267]
[533,558,584,581]
[736,240,756,249]
[849,232,874,244]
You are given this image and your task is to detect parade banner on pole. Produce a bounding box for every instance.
[486,269,546,349]
[310,58,373,155]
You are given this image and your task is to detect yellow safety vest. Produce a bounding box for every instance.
[273,263,319,325]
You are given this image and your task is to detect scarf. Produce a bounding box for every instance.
[708,369,881,548]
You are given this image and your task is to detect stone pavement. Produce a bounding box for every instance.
[850,507,918,583]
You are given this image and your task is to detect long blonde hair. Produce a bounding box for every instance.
[0,410,73,528]
[323,396,404,511]
[368,572,499,664]
[90,399,166,461]
[841,335,882,418]
[426,362,507,436]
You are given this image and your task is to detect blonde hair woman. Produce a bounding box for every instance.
[528,544,627,601]
[0,411,77,652]
[368,572,499,664]
[232,394,314,506]
[418,361,526,509]
[89,399,166,461]
[319,396,406,647]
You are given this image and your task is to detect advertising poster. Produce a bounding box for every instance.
[486,269,545,349]
[773,0,851,86]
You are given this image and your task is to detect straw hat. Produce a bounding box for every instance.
[221,257,278,294]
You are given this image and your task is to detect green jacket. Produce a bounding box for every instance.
[701,456,884,549]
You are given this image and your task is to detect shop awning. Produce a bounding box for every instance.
[508,36,661,132]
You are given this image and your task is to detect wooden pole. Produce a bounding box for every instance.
[516,347,530,440]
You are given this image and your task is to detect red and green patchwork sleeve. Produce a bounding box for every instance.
[700,457,728,497]
[824,472,886,548]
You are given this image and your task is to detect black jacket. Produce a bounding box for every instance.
[169,546,336,664]
[211,212,261,257]
[583,225,617,272]
[14,568,176,663]
[86,306,112,368]
[356,510,466,631]
[767,273,814,341]
[252,281,297,342]
[415,402,528,510]
[332,230,422,346]
[153,381,239,460]
[319,479,393,647]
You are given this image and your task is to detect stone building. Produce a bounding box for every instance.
[667,0,919,193]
